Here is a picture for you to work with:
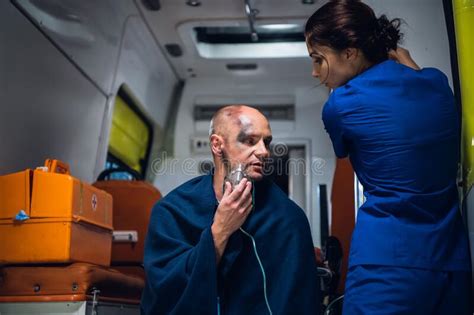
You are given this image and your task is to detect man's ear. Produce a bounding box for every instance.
[210,134,224,156]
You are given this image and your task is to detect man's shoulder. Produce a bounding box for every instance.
[265,180,295,203]
[256,179,312,236]
[167,175,210,195]
[259,179,306,213]
[156,175,213,209]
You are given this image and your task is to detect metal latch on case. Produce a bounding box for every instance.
[112,230,138,243]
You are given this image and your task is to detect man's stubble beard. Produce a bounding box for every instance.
[220,148,232,177]
[220,148,267,182]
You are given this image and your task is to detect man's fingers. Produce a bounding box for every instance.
[228,178,249,201]
[239,197,253,213]
[237,182,253,207]
[243,180,252,196]
[239,202,253,215]
[222,181,232,198]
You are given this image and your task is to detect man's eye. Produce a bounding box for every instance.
[245,138,255,145]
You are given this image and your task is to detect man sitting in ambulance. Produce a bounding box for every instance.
[140,105,320,315]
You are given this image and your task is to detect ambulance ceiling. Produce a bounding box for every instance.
[137,0,325,80]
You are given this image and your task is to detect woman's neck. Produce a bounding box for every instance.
[355,57,375,76]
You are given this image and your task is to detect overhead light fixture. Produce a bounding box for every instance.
[186,0,201,6]
[302,0,315,4]
[260,24,300,31]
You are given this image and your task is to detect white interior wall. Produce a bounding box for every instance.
[0,1,108,181]
[0,0,177,182]
[14,0,133,94]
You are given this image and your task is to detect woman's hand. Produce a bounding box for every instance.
[388,47,420,70]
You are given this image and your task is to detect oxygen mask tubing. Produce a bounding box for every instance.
[219,162,273,315]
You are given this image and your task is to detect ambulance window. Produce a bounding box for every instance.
[105,89,153,180]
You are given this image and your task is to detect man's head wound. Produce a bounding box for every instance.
[209,105,259,140]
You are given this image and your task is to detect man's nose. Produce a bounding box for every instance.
[255,140,270,158]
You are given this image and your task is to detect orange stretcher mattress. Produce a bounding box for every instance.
[0,263,144,304]
[112,266,146,281]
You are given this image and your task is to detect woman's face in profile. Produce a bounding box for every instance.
[306,41,358,89]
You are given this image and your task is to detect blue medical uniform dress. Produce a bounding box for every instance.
[140,175,320,315]
[322,60,471,313]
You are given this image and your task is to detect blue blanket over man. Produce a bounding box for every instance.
[140,174,319,315]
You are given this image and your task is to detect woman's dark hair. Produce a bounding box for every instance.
[305,0,403,64]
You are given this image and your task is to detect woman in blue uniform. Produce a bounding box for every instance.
[305,1,471,314]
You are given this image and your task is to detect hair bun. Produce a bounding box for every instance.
[305,1,404,63]
[374,15,402,52]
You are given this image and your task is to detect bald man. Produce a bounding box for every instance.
[141,105,320,315]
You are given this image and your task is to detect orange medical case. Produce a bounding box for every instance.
[0,263,144,304]
[92,180,161,265]
[0,160,113,266]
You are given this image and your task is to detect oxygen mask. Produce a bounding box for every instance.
[224,162,249,189]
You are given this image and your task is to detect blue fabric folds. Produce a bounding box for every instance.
[140,175,319,315]
[322,60,470,271]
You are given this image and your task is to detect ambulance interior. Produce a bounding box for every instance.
[0,0,472,314]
